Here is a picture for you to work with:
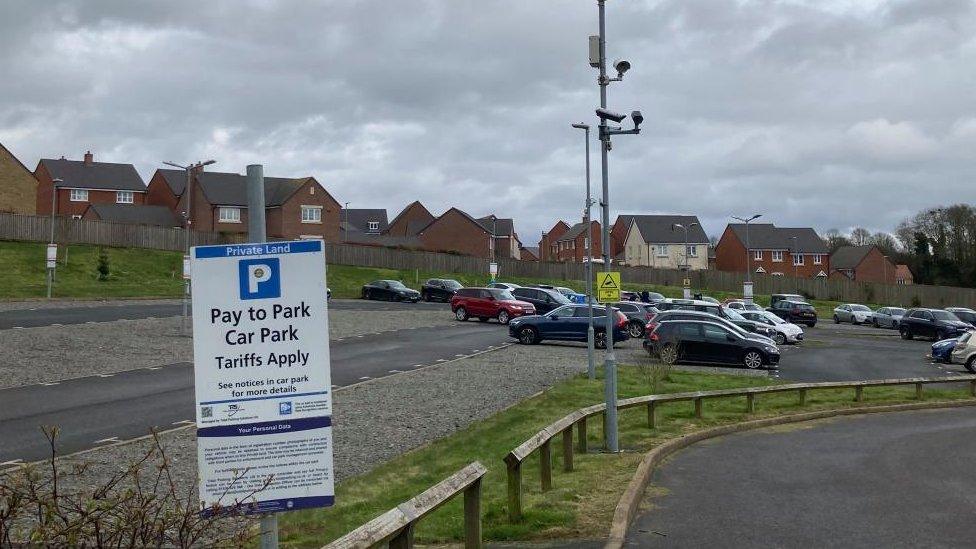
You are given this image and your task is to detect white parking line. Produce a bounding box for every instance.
[331,385,339,389]
[171,419,194,426]
[13,326,24,329]
[412,364,424,368]
[0,459,24,467]
[94,437,119,444]
[471,349,480,353]
[436,359,448,362]
[97,374,115,378]
[146,366,161,370]
[40,382,60,386]
[454,354,466,357]
[389,369,402,373]
[359,376,370,380]
[50,323,62,327]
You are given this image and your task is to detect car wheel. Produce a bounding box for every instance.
[743,350,764,369]
[806,322,816,328]
[900,327,913,340]
[773,332,786,346]
[455,307,468,322]
[659,343,678,365]
[518,327,538,345]
[422,292,431,302]
[966,356,976,374]
[833,315,840,324]
[363,290,371,300]
[873,318,879,328]
[497,310,510,324]
[595,331,607,349]
[627,321,644,339]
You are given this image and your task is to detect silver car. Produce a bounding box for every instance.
[872,307,906,328]
[833,304,873,324]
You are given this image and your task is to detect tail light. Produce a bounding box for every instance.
[645,311,656,322]
[649,332,660,342]
[616,311,628,328]
[645,321,659,337]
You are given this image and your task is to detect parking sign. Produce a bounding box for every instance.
[191,240,334,515]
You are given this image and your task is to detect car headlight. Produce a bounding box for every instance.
[764,345,778,353]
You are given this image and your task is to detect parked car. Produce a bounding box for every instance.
[361,280,420,302]
[770,293,806,308]
[833,304,873,325]
[950,331,976,372]
[641,291,666,304]
[946,307,976,326]
[644,310,776,348]
[508,304,629,348]
[739,310,805,345]
[647,319,780,370]
[451,287,534,324]
[489,282,521,290]
[554,286,587,304]
[767,299,818,327]
[899,308,972,341]
[420,278,463,302]
[511,286,574,314]
[931,337,958,364]
[872,307,906,328]
[620,290,641,301]
[327,287,332,301]
[612,301,659,338]
[724,300,764,312]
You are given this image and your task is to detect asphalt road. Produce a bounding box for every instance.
[0,299,447,329]
[0,321,508,464]
[626,407,976,548]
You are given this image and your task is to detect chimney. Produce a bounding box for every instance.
[84,151,93,166]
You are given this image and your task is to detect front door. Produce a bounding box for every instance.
[700,323,739,364]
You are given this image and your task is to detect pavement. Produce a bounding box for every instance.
[625,406,976,548]
[0,298,446,329]
[0,321,509,464]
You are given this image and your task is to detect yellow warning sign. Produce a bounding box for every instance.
[597,271,621,303]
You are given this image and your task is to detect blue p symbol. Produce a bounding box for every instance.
[239,258,281,300]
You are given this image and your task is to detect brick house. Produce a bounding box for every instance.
[539,220,570,261]
[386,201,435,238]
[145,168,197,212]
[829,245,897,284]
[715,223,830,278]
[520,246,539,261]
[553,221,602,262]
[166,170,340,241]
[609,215,635,259]
[895,264,914,285]
[82,203,181,227]
[341,208,388,238]
[418,208,495,257]
[478,215,522,260]
[35,152,146,218]
[620,215,709,270]
[0,142,38,214]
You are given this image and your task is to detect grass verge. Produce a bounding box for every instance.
[276,364,972,547]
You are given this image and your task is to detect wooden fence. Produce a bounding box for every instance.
[503,375,976,521]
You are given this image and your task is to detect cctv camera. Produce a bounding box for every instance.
[595,108,626,123]
[631,110,643,128]
[614,59,631,78]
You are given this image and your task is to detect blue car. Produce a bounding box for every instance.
[932,337,958,363]
[508,304,629,349]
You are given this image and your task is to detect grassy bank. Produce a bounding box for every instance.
[276,365,971,547]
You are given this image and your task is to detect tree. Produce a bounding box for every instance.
[823,228,851,253]
[850,227,871,246]
[869,232,899,256]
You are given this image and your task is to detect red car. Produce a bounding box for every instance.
[451,287,535,324]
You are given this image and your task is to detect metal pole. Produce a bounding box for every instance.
[573,125,595,380]
[47,180,57,298]
[683,226,689,270]
[182,166,192,336]
[745,221,752,283]
[791,236,797,279]
[247,164,276,548]
[597,0,618,453]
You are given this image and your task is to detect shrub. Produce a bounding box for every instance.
[96,249,110,281]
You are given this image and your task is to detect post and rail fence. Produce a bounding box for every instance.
[503,375,976,522]
[0,212,974,308]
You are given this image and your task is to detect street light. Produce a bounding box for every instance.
[343,202,349,243]
[790,236,798,279]
[732,214,761,303]
[671,222,699,271]
[573,122,596,381]
[46,178,62,298]
[163,159,216,335]
[591,0,643,453]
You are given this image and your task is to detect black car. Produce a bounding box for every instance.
[767,299,818,327]
[899,308,972,341]
[770,293,806,308]
[946,307,976,326]
[361,280,420,302]
[648,319,780,370]
[644,309,776,348]
[611,301,658,338]
[420,278,462,302]
[511,286,573,314]
[507,304,629,349]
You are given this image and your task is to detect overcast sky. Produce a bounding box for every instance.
[2,0,975,245]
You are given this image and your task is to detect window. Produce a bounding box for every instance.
[686,245,698,258]
[116,191,133,204]
[218,207,241,223]
[301,205,322,223]
[792,254,804,266]
[71,215,82,220]
[753,250,762,260]
[656,245,669,257]
[368,221,379,232]
[814,254,823,265]
[69,189,88,202]
[703,324,731,342]
[772,250,784,262]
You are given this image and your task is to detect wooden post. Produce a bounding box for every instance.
[562,427,574,472]
[463,477,482,549]
[855,386,863,402]
[540,440,552,491]
[970,380,976,397]
[746,393,755,413]
[577,418,588,454]
[601,411,608,450]
[916,382,923,400]
[647,402,656,429]
[389,523,415,549]
[694,397,703,419]
[506,460,522,522]
[798,389,807,406]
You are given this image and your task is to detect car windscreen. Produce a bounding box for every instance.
[789,302,814,311]
[851,305,871,311]
[953,311,976,322]
[932,310,959,321]
[546,290,573,305]
[890,308,906,315]
[443,280,463,290]
[488,289,516,301]
[387,281,407,289]
[724,308,746,321]
[648,292,665,301]
[549,305,574,317]
[761,312,786,324]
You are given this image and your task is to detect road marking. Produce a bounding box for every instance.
[412,364,424,368]
[97,374,115,378]
[13,326,24,329]
[389,369,402,373]
[40,382,60,386]
[471,349,480,353]
[331,385,339,389]
[50,323,62,327]
[436,359,448,362]
[359,376,371,380]
[94,437,119,444]
[356,335,364,338]
[146,366,161,370]
[454,354,466,357]
[172,419,194,426]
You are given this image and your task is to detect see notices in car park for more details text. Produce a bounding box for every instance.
[190,240,335,515]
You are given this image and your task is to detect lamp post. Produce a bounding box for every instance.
[46,178,62,298]
[732,214,761,303]
[342,202,349,243]
[163,159,216,335]
[790,236,798,279]
[671,222,699,270]
[591,0,642,453]
[573,122,596,380]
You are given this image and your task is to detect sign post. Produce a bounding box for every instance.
[45,244,57,298]
[597,271,620,303]
[190,240,335,526]
[743,281,754,305]
[682,277,691,300]
[489,262,498,284]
